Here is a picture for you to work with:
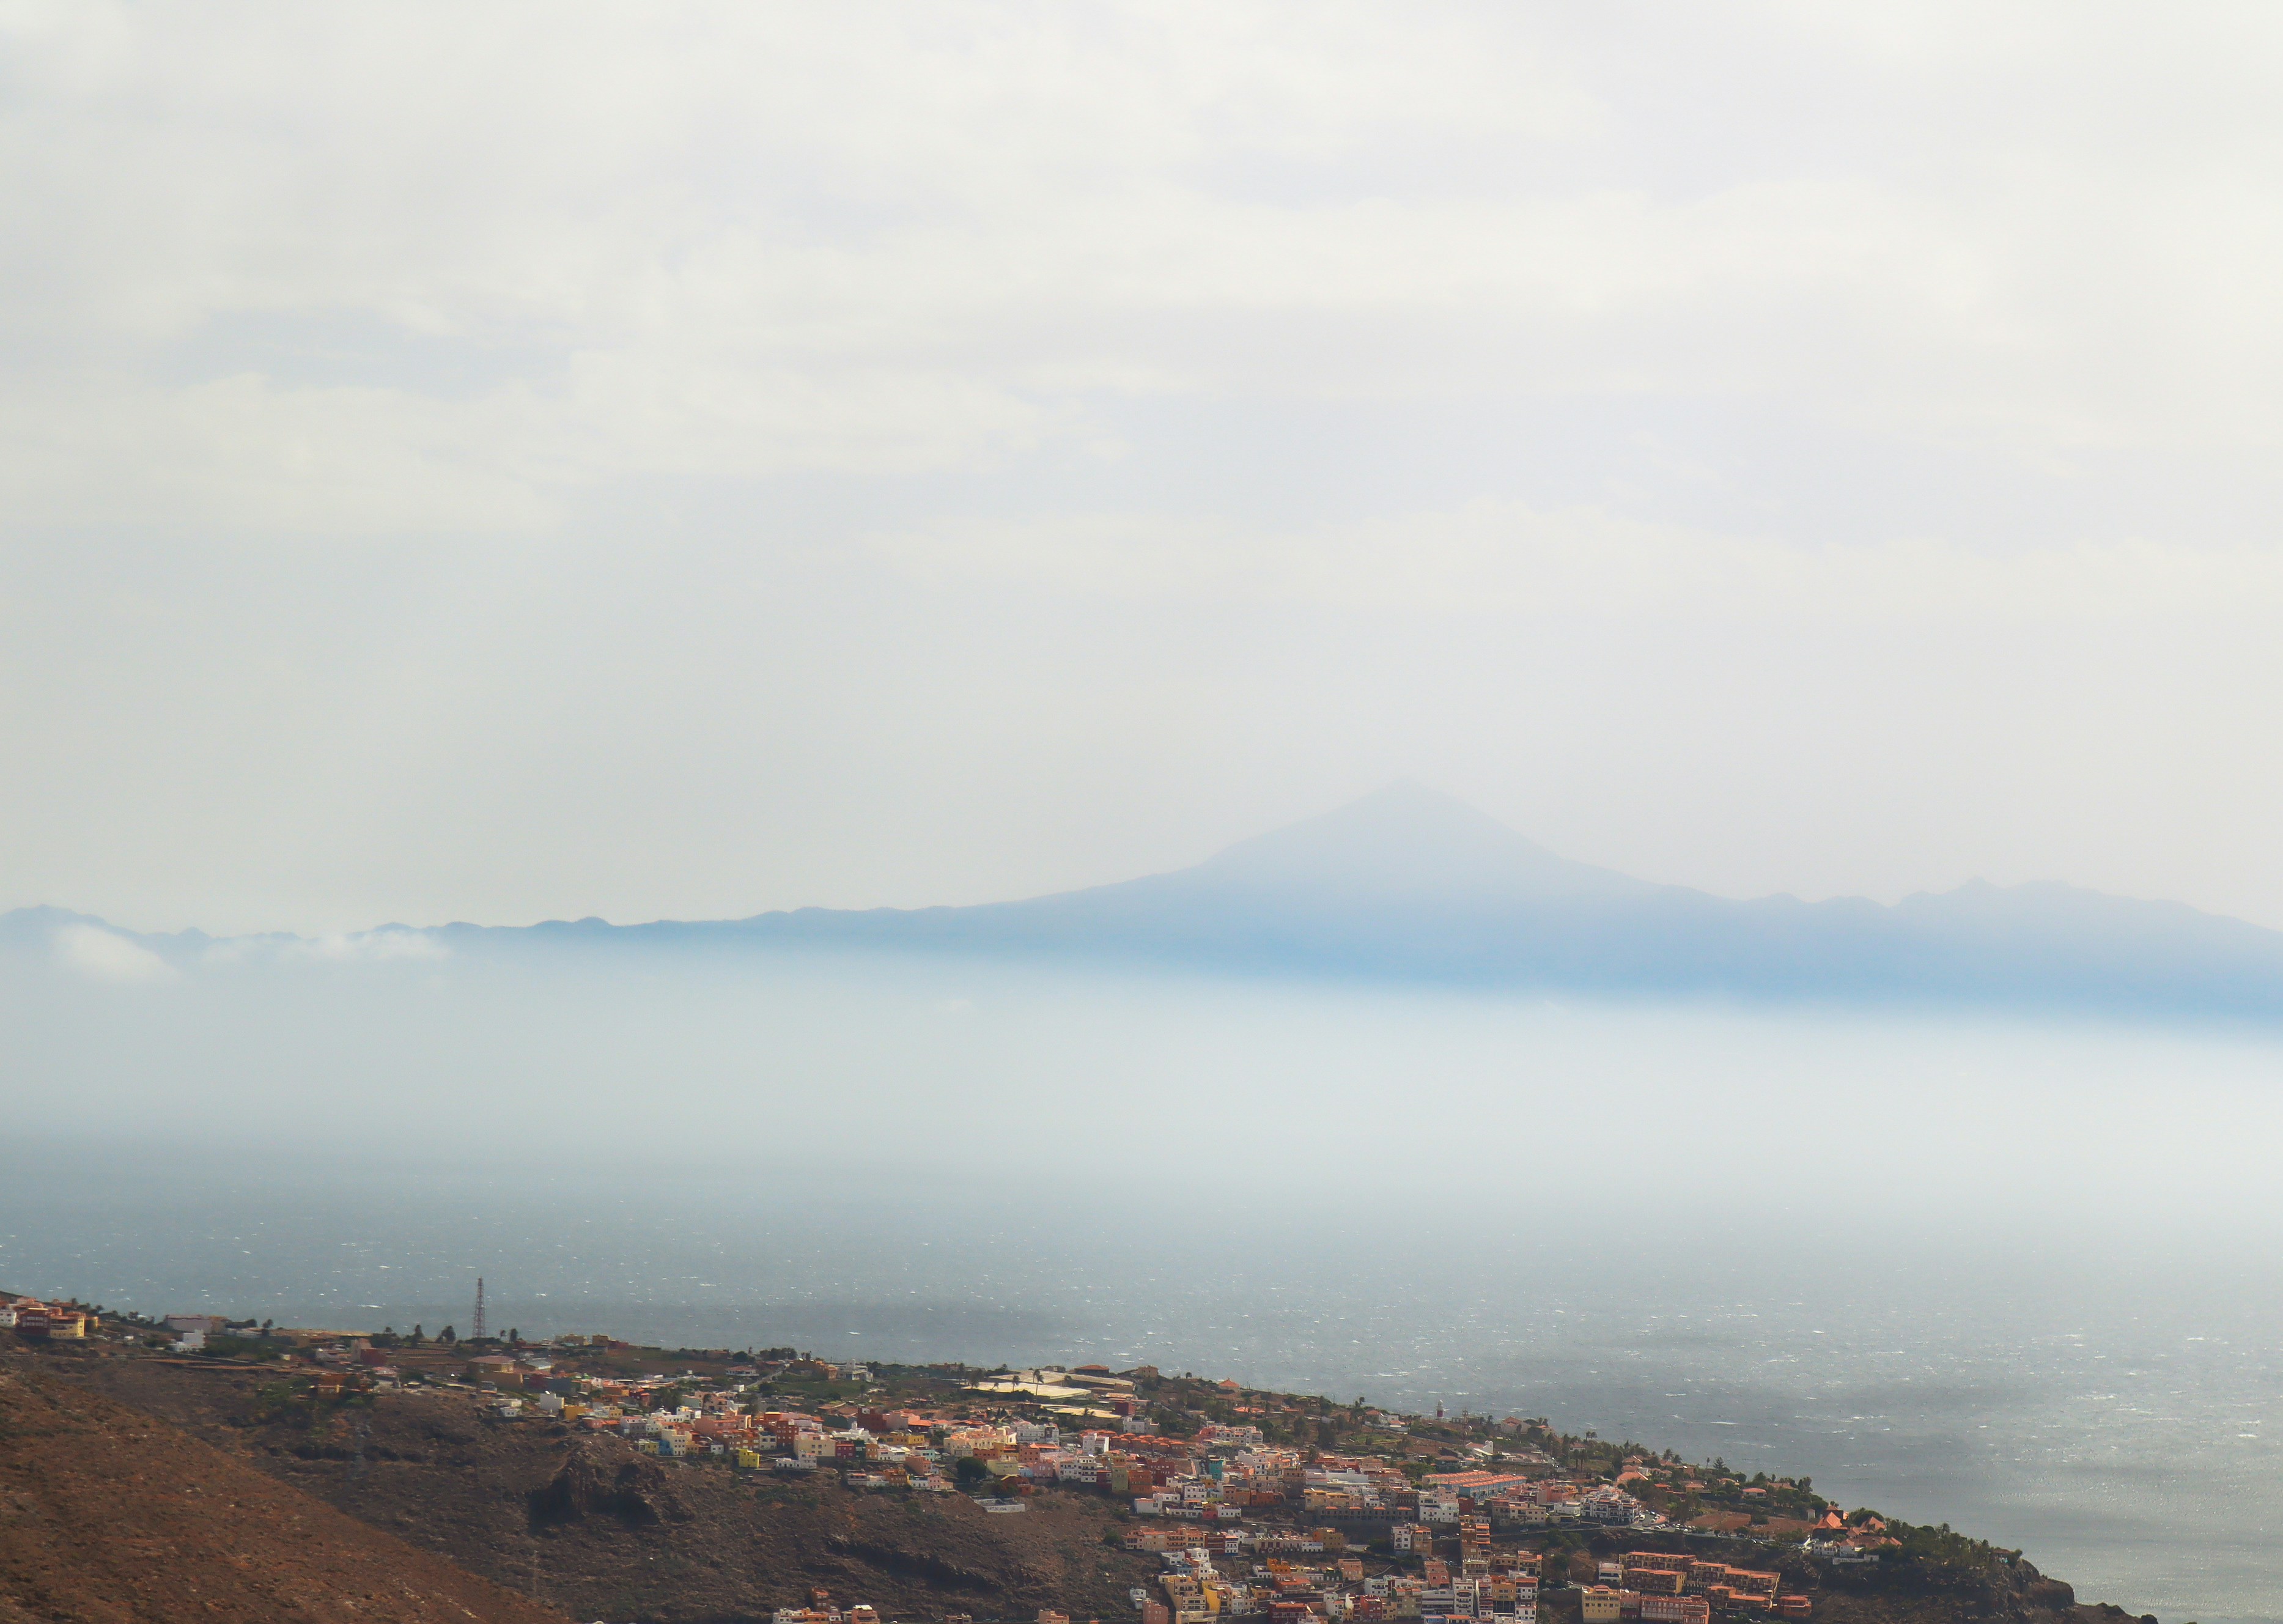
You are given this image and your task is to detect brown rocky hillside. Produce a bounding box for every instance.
[0,1356,569,1624]
[25,1349,2163,1624]
[51,1356,1159,1624]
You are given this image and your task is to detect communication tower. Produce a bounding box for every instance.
[473,1277,487,1341]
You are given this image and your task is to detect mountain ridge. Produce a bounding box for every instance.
[10,784,2283,1021]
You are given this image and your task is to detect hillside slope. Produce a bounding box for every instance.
[32,1349,2171,1624]
[0,1356,569,1624]
[53,1359,1158,1624]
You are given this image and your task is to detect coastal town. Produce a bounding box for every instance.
[2,1291,2029,1624]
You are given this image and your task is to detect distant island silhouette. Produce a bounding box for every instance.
[14,783,2283,1021]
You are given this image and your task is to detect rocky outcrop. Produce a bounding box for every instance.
[529,1442,690,1527]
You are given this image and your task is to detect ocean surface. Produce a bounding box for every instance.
[6,947,2282,1622]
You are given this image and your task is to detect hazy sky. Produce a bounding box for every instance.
[9,2,2283,934]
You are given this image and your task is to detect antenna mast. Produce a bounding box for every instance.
[473,1277,487,1342]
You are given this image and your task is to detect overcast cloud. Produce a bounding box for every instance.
[7,2,2283,934]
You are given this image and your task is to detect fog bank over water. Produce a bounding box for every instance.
[7,942,2282,1621]
[10,936,2283,1232]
